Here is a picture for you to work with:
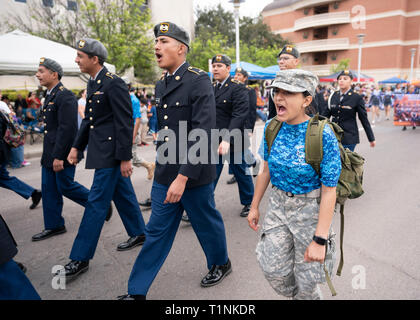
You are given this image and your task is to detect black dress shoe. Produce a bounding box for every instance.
[117,294,146,300]
[201,259,232,287]
[32,226,66,241]
[139,198,152,207]
[57,260,89,281]
[105,204,113,222]
[117,234,146,251]
[16,261,27,274]
[240,204,251,217]
[30,190,42,209]
[226,176,237,184]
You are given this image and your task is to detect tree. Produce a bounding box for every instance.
[330,58,351,73]
[191,5,289,71]
[8,0,156,82]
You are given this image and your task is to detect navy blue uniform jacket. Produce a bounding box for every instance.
[73,68,133,169]
[154,62,217,189]
[213,76,249,152]
[41,83,79,168]
[322,89,375,145]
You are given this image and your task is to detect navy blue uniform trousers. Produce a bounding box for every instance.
[0,260,41,300]
[214,152,254,206]
[128,181,228,295]
[70,166,145,261]
[41,166,89,230]
[0,162,35,199]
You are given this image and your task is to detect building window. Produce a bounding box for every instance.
[67,0,77,11]
[42,0,54,8]
[15,0,27,3]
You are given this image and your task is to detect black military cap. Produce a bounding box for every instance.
[278,45,300,59]
[235,67,249,78]
[211,54,232,66]
[337,69,354,80]
[154,22,190,48]
[76,38,108,60]
[39,57,63,78]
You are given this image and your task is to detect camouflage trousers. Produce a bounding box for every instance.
[256,186,336,300]
[132,134,147,167]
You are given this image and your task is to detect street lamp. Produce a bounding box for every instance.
[357,34,365,83]
[229,0,245,68]
[409,48,417,83]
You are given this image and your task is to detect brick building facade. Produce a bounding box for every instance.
[262,0,420,81]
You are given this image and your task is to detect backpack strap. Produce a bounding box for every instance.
[324,244,337,296]
[265,118,283,156]
[305,114,326,175]
[336,203,345,276]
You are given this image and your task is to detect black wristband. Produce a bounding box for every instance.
[313,235,327,246]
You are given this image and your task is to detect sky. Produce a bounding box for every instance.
[194,0,274,18]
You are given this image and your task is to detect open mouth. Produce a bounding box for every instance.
[276,105,287,115]
[155,52,163,63]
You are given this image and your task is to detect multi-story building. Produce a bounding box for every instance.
[262,0,420,81]
[0,0,194,37]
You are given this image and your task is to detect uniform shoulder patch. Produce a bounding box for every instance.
[59,86,64,91]
[105,72,114,79]
[231,79,241,84]
[187,66,203,75]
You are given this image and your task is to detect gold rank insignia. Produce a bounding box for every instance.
[59,86,64,91]
[160,23,169,33]
[78,40,85,48]
[39,57,45,64]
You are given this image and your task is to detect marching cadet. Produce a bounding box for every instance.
[212,54,254,218]
[0,214,41,300]
[60,38,147,281]
[268,45,300,120]
[31,58,112,242]
[118,22,231,300]
[321,70,376,151]
[227,67,259,184]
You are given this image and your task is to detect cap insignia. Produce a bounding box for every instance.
[160,23,169,33]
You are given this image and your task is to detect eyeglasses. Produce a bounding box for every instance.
[277,57,292,62]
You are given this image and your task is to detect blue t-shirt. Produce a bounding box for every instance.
[263,119,341,194]
[130,94,141,124]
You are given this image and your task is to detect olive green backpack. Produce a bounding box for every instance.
[265,113,365,296]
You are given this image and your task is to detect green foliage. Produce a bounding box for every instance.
[330,58,351,73]
[8,0,156,83]
[79,0,155,80]
[1,90,29,101]
[191,5,289,71]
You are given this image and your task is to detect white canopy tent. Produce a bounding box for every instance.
[0,30,116,90]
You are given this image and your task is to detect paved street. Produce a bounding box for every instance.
[1,117,419,300]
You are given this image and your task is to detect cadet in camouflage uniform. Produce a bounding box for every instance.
[247,69,341,300]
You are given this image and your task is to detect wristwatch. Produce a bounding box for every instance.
[313,235,327,246]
